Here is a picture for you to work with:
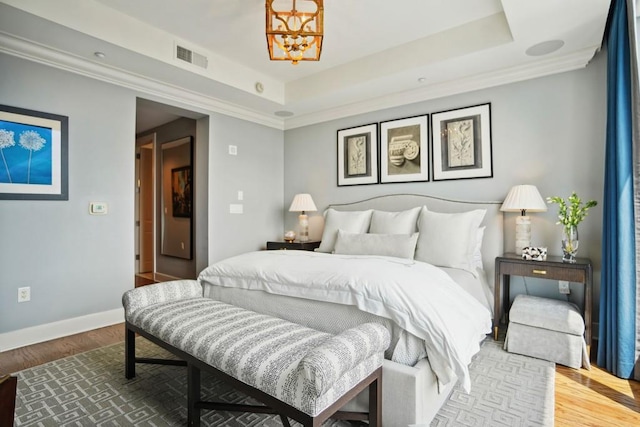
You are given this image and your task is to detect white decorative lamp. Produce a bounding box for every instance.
[289,193,317,242]
[500,185,548,254]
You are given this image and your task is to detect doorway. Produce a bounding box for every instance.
[134,97,208,285]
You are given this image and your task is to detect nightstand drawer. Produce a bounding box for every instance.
[499,262,587,282]
[266,241,320,251]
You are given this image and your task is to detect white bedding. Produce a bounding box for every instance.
[198,250,492,392]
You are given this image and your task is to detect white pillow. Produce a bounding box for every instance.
[473,226,486,270]
[333,230,419,259]
[317,209,373,253]
[414,206,486,273]
[369,207,421,234]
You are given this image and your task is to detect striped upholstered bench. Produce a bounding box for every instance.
[122,280,389,427]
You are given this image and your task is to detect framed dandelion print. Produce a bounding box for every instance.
[380,114,429,183]
[337,123,378,186]
[431,103,493,181]
[0,104,68,200]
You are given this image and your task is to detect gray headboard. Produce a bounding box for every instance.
[327,193,504,293]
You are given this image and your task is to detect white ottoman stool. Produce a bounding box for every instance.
[504,295,590,369]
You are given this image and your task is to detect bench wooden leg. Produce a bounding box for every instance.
[125,325,136,379]
[369,374,382,427]
[188,363,201,427]
[279,414,292,427]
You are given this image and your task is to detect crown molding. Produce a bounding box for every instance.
[0,32,285,130]
[284,47,599,130]
[0,31,599,132]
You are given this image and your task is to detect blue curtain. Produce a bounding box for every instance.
[597,0,638,379]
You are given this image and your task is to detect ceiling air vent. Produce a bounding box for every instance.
[176,44,208,69]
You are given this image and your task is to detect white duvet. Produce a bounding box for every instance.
[197,250,492,392]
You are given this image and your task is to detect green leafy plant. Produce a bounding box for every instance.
[547,192,597,229]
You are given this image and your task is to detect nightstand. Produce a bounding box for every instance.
[266,241,321,251]
[494,253,592,353]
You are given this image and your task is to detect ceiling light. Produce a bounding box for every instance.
[265,0,323,65]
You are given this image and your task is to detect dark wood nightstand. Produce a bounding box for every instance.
[266,241,321,251]
[494,253,593,353]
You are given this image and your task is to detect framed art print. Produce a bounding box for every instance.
[380,114,429,183]
[171,166,192,218]
[337,123,378,186]
[0,104,68,200]
[431,103,493,181]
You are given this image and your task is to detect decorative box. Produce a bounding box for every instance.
[522,246,547,261]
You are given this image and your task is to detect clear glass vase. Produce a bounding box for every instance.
[562,225,579,263]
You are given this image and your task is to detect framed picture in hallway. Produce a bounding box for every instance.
[171,166,192,218]
[337,123,378,186]
[0,104,69,200]
[431,103,493,181]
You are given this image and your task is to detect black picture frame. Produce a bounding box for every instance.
[379,114,429,183]
[336,123,378,186]
[431,103,493,181]
[0,104,68,200]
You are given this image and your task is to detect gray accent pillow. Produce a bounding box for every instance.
[369,207,421,234]
[316,209,373,253]
[333,230,419,259]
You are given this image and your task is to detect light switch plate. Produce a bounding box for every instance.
[229,204,243,214]
[89,202,108,215]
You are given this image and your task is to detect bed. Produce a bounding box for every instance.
[198,194,503,425]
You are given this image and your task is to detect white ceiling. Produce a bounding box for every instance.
[0,0,612,130]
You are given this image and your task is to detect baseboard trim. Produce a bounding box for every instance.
[0,308,124,352]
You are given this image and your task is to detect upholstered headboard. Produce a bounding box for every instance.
[326,193,504,295]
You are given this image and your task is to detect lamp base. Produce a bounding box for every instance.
[515,215,531,255]
[298,213,309,242]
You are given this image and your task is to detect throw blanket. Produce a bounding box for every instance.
[198,251,492,392]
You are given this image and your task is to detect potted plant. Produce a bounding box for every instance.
[547,192,597,262]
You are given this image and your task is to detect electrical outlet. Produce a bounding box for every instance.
[559,280,570,295]
[18,286,31,302]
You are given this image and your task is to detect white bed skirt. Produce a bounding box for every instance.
[342,358,456,426]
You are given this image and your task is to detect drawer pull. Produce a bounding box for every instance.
[532,269,547,275]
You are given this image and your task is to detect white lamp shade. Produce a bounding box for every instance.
[289,193,317,212]
[500,185,547,214]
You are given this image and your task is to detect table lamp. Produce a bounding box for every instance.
[500,185,547,254]
[289,193,317,242]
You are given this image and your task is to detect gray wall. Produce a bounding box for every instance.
[207,114,284,263]
[0,53,284,336]
[0,54,135,333]
[284,51,607,317]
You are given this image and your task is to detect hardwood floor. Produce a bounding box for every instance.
[1,328,639,425]
[555,363,640,426]
[0,324,124,374]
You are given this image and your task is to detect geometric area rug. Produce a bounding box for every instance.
[431,340,555,427]
[13,337,554,426]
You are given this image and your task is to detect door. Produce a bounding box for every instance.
[139,144,154,273]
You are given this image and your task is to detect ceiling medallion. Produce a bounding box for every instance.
[265,0,324,65]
